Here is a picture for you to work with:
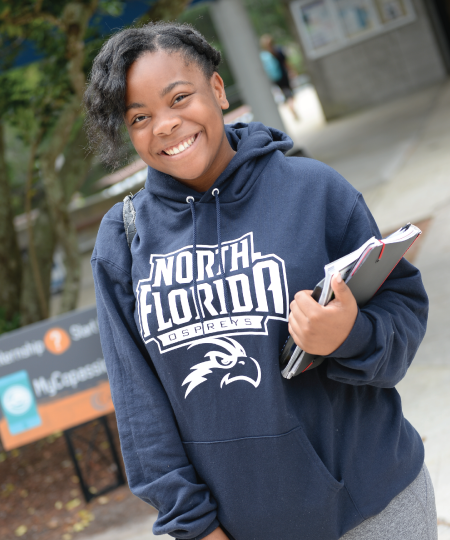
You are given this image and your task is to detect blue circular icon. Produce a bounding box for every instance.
[1,385,33,416]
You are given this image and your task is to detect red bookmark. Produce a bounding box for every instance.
[376,241,386,262]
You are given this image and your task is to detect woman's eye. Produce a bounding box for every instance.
[133,115,148,124]
[173,94,188,105]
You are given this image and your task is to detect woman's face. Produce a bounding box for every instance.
[124,50,235,192]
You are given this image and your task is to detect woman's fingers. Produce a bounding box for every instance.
[289,280,358,356]
[289,293,315,350]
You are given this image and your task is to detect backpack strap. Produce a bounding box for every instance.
[123,188,143,249]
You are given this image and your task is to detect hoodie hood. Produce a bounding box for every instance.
[145,122,292,205]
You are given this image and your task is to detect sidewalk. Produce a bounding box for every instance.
[397,199,450,540]
[286,80,450,539]
[80,80,450,540]
[78,513,167,540]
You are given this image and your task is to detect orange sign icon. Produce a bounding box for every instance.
[44,328,71,355]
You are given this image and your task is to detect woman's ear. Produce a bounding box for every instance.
[210,72,230,111]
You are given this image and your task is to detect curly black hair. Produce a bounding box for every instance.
[84,22,222,169]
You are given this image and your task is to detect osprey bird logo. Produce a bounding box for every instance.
[181,337,261,398]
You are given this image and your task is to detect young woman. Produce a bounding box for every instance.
[85,22,436,540]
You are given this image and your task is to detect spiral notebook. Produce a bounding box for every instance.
[280,223,422,379]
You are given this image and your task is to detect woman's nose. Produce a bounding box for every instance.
[153,113,181,136]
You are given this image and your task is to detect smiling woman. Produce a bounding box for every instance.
[85,20,434,540]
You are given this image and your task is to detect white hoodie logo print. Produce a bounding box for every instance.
[136,232,289,354]
[181,337,261,398]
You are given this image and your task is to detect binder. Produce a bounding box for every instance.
[280,223,422,379]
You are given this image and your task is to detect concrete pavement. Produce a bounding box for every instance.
[287,80,450,539]
[80,80,450,539]
[78,513,168,540]
[397,199,450,540]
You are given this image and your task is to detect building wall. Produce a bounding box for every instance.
[301,0,447,119]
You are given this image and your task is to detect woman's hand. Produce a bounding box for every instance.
[289,273,358,356]
[202,527,229,540]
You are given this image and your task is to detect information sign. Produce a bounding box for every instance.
[290,0,416,59]
[0,306,113,450]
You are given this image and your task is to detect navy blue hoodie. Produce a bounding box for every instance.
[91,123,428,540]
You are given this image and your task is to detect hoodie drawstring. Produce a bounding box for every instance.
[212,189,232,318]
[187,190,231,329]
[186,196,204,327]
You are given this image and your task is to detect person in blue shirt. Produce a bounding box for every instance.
[259,34,299,121]
[84,22,436,540]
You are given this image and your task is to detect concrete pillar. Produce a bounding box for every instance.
[210,0,285,132]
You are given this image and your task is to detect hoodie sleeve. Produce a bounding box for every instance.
[325,194,429,388]
[91,212,219,540]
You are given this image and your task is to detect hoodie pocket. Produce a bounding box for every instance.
[294,425,343,493]
[183,426,361,540]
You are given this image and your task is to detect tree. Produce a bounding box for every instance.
[1,0,101,326]
[0,0,190,333]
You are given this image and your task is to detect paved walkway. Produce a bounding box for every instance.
[398,199,450,540]
[287,80,450,540]
[78,513,166,540]
[80,80,450,539]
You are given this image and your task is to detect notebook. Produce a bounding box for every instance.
[280,223,422,379]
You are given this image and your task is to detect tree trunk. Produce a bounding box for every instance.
[25,129,49,320]
[20,198,56,326]
[0,121,22,326]
[60,120,94,204]
[36,1,97,315]
[40,99,82,314]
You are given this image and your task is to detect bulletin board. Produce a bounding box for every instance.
[290,0,416,59]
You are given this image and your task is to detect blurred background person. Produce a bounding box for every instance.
[259,33,300,121]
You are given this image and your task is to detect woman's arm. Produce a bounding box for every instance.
[91,211,219,540]
[326,256,428,387]
[290,194,428,388]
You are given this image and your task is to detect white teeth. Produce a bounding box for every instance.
[164,134,196,156]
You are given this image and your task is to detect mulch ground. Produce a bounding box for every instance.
[0,413,155,540]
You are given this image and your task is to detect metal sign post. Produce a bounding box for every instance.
[64,416,125,503]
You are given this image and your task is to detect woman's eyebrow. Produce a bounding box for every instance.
[161,80,193,97]
[125,102,145,113]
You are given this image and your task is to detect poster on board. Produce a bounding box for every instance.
[335,0,377,38]
[0,306,113,450]
[290,0,416,59]
[374,0,408,23]
[299,1,340,51]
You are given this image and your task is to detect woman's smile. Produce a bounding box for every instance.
[159,131,201,158]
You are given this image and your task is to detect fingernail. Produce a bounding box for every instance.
[335,272,342,284]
